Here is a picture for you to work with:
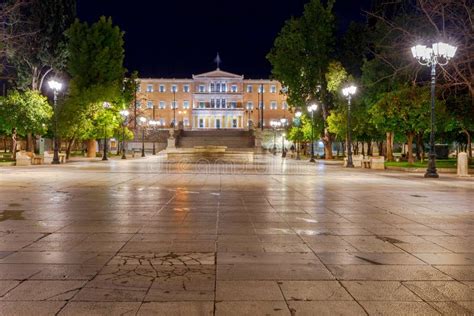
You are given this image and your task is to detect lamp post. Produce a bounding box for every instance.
[139,117,147,157]
[172,88,177,128]
[48,79,63,164]
[149,120,160,155]
[411,42,457,178]
[295,109,302,160]
[280,118,288,158]
[270,120,281,155]
[102,102,111,161]
[342,86,357,168]
[119,110,129,159]
[307,103,318,162]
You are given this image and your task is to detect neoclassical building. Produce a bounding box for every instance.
[135,68,290,130]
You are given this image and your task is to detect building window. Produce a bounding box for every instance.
[259,101,265,109]
[231,85,238,93]
[222,99,226,108]
[146,84,153,92]
[247,101,253,110]
[199,118,204,128]
[232,119,238,128]
[282,101,288,110]
[258,86,265,93]
[247,85,253,93]
[270,101,277,110]
[171,85,178,93]
[230,101,237,109]
[199,102,206,109]
[136,101,141,108]
[171,101,177,109]
[159,85,165,93]
[147,101,153,109]
[183,85,190,93]
[159,101,166,109]
[270,85,277,93]
[222,84,227,92]
[199,85,205,93]
[183,101,190,109]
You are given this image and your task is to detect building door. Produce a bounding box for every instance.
[232,119,238,128]
[199,118,204,128]
[216,119,221,129]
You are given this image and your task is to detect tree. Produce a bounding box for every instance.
[267,0,336,159]
[0,90,52,158]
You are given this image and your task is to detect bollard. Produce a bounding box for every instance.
[457,152,469,177]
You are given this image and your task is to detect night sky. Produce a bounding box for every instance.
[77,0,372,79]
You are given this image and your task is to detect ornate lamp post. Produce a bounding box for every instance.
[280,118,288,158]
[342,86,357,168]
[48,79,63,164]
[295,109,302,160]
[411,42,457,178]
[149,120,160,155]
[270,120,281,155]
[172,87,177,128]
[102,102,111,161]
[307,103,318,162]
[139,117,147,157]
[119,110,129,159]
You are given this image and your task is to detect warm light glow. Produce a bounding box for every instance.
[342,86,357,97]
[120,110,129,117]
[280,118,288,124]
[48,80,62,91]
[295,110,302,118]
[103,102,111,109]
[412,42,457,63]
[139,117,147,123]
[307,103,318,112]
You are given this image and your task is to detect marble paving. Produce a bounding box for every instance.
[0,155,473,315]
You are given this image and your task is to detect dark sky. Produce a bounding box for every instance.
[77,0,371,79]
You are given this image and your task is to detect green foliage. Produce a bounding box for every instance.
[0,90,52,136]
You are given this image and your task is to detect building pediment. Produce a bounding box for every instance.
[193,69,244,80]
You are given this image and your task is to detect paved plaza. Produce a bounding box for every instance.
[0,155,473,315]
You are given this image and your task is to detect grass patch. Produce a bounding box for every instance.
[385,159,474,169]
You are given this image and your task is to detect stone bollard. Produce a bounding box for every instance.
[457,152,469,177]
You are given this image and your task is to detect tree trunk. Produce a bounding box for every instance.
[322,129,333,159]
[367,142,372,156]
[406,132,415,164]
[3,136,7,153]
[416,133,424,161]
[341,141,345,157]
[86,139,96,158]
[386,132,394,161]
[462,129,472,159]
[11,128,18,160]
[66,138,75,160]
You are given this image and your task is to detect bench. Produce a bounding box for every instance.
[16,151,43,166]
[344,154,364,167]
[363,156,371,168]
[44,151,66,164]
[370,156,385,170]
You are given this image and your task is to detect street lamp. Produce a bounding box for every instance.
[270,120,281,155]
[172,87,177,128]
[119,110,129,159]
[307,103,318,162]
[139,117,147,157]
[48,79,63,164]
[295,109,302,160]
[280,118,288,158]
[342,85,357,168]
[102,102,111,161]
[149,120,161,155]
[411,42,457,178]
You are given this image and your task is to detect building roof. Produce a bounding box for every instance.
[193,69,244,79]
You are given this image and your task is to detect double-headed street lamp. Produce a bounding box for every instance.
[119,110,129,159]
[411,42,457,178]
[270,120,282,155]
[149,120,161,155]
[295,109,302,160]
[102,102,111,161]
[48,79,63,165]
[307,103,318,162]
[139,117,147,157]
[342,86,357,168]
[280,118,288,158]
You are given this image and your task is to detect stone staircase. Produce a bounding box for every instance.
[178,130,254,148]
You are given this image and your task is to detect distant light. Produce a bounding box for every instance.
[342,86,357,97]
[48,80,62,91]
[120,110,129,117]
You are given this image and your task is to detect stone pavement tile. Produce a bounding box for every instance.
[288,301,366,316]
[413,253,474,265]
[429,301,474,314]
[0,251,13,259]
[403,281,474,301]
[342,281,421,301]
[261,243,312,253]
[30,264,103,280]
[217,252,321,265]
[73,287,147,302]
[59,302,141,315]
[0,280,20,296]
[307,241,359,253]
[84,265,154,291]
[0,263,41,279]
[70,241,127,252]
[0,280,85,301]
[342,236,406,253]
[327,265,453,281]
[435,265,474,281]
[216,281,283,301]
[0,301,66,316]
[360,301,441,315]
[0,240,34,251]
[217,264,334,281]
[279,281,352,301]
[120,240,216,253]
[138,301,214,316]
[108,252,215,266]
[0,233,46,242]
[257,235,303,243]
[215,301,290,316]
[23,240,82,252]
[0,251,114,265]
[318,252,426,265]
[217,242,265,252]
[132,233,216,242]
[217,235,260,242]
[145,265,215,301]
